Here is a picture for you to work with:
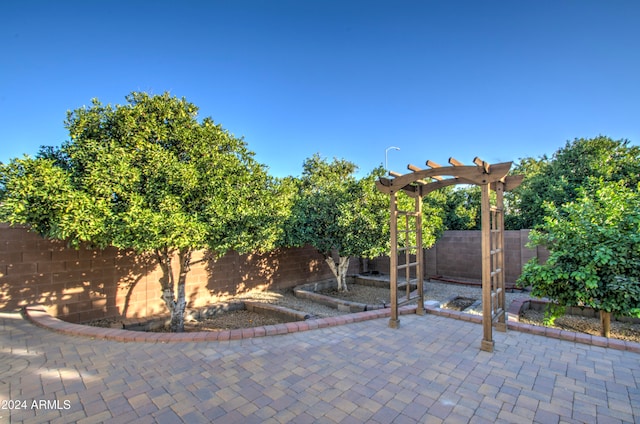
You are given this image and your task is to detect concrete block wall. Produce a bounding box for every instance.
[0,224,356,323]
[425,230,543,283]
[0,224,542,323]
[370,230,547,284]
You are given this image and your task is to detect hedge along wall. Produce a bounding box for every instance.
[0,224,357,323]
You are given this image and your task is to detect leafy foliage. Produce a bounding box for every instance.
[283,155,389,290]
[438,185,481,230]
[284,154,447,290]
[285,154,390,258]
[338,169,391,259]
[506,136,640,229]
[518,179,640,333]
[0,92,284,331]
[0,157,111,247]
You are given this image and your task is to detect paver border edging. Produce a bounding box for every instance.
[422,302,640,353]
[23,305,417,343]
[23,304,640,352]
[293,278,392,313]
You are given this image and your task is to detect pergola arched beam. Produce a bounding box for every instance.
[494,174,524,192]
[377,177,475,198]
[376,161,516,198]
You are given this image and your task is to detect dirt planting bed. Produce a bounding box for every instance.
[519,307,640,343]
[83,278,640,342]
[86,308,293,333]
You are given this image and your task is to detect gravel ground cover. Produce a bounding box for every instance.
[165,309,286,331]
[519,308,640,343]
[85,280,640,342]
[88,281,525,331]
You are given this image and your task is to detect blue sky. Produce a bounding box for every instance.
[1,1,638,178]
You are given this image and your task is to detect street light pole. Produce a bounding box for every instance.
[385,146,400,174]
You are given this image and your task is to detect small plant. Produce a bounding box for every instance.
[542,303,565,326]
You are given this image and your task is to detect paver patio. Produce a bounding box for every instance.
[1,310,639,423]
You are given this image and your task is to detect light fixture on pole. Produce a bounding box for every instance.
[385,146,400,174]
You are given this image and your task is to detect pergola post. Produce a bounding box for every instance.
[415,194,424,316]
[494,181,507,333]
[480,182,494,352]
[389,190,399,328]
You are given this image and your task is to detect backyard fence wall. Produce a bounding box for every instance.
[0,224,546,323]
[424,230,548,284]
[0,224,356,322]
[369,230,548,285]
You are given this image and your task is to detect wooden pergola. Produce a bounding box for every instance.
[376,157,523,352]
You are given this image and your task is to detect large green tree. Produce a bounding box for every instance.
[0,92,286,332]
[506,136,640,229]
[518,179,640,337]
[284,155,389,291]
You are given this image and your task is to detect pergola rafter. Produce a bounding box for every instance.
[376,157,523,352]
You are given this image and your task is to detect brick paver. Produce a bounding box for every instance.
[1,310,639,423]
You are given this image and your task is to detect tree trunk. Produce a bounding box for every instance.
[325,255,350,292]
[156,247,192,333]
[600,311,611,338]
[173,248,191,333]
